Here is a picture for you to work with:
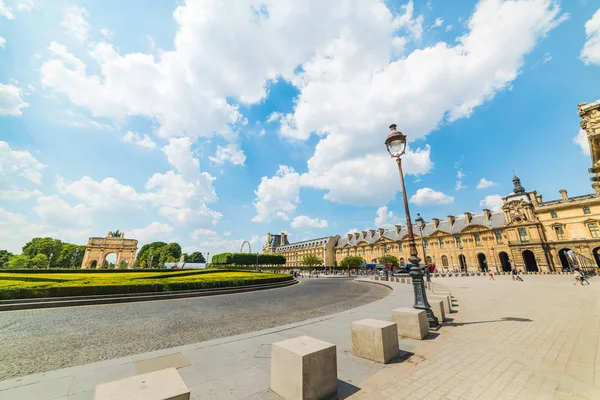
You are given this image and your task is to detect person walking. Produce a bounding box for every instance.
[512,268,523,282]
[578,269,591,285]
[573,269,583,286]
[489,270,495,281]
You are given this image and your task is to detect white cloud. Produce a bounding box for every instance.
[410,188,454,206]
[190,228,218,241]
[581,8,600,65]
[57,175,146,212]
[0,188,42,200]
[0,141,46,185]
[252,165,302,223]
[574,128,590,156]
[100,28,113,40]
[61,5,89,43]
[0,82,28,116]
[196,234,263,256]
[455,170,466,191]
[0,1,14,19]
[0,36,5,48]
[123,131,157,149]
[477,178,496,189]
[208,144,246,166]
[433,17,444,28]
[374,205,402,227]
[128,222,175,244]
[345,228,359,235]
[159,205,222,226]
[291,215,328,229]
[33,195,91,226]
[479,194,503,211]
[267,112,283,123]
[445,24,453,32]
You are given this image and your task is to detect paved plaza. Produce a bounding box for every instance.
[0,275,598,399]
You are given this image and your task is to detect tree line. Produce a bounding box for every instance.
[0,237,208,269]
[211,252,286,266]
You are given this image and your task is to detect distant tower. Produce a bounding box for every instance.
[578,100,600,193]
[512,175,525,193]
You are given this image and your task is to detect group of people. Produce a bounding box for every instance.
[573,267,591,285]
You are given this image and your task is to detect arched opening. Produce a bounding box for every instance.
[593,247,600,269]
[499,252,511,272]
[103,253,117,269]
[522,250,538,272]
[458,254,467,272]
[441,255,448,267]
[558,248,573,271]
[89,260,98,269]
[477,253,487,272]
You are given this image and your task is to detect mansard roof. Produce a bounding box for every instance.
[335,211,505,248]
[275,236,330,252]
[267,233,289,248]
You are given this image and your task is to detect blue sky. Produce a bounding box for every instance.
[1,0,600,258]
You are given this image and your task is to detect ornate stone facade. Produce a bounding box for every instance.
[81,234,138,269]
[264,100,600,273]
[264,233,340,267]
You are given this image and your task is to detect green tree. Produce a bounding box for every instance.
[340,255,364,276]
[29,253,48,268]
[56,244,86,268]
[0,250,14,268]
[7,255,30,269]
[302,254,322,267]
[379,255,399,268]
[185,251,206,263]
[159,242,182,266]
[136,242,168,268]
[22,237,63,266]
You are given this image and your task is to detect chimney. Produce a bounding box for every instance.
[369,229,376,238]
[482,209,491,220]
[354,232,360,240]
[347,233,352,241]
[361,231,368,240]
[432,218,440,229]
[464,212,472,224]
[378,228,385,237]
[267,233,271,243]
[395,224,402,234]
[448,215,455,226]
[537,194,543,203]
[559,189,568,201]
[280,232,287,244]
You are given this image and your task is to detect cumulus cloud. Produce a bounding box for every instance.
[581,8,600,65]
[374,205,402,227]
[291,215,328,229]
[61,5,89,43]
[190,228,218,240]
[208,144,246,166]
[128,222,175,243]
[477,178,496,189]
[479,194,503,211]
[33,195,91,226]
[0,82,28,116]
[574,128,591,156]
[0,141,46,185]
[252,165,302,223]
[122,131,157,149]
[410,188,454,206]
[455,170,466,190]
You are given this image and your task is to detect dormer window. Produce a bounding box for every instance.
[550,210,557,219]
[583,206,591,215]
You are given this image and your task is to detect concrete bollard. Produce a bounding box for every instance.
[429,294,451,314]
[351,319,399,363]
[271,336,337,400]
[94,367,190,400]
[392,308,429,340]
[428,299,445,322]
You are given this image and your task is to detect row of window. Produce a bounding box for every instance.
[550,206,591,219]
[551,222,600,240]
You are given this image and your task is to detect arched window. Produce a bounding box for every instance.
[441,255,449,267]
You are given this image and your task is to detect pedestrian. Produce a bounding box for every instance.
[512,268,517,281]
[489,270,495,281]
[579,270,591,285]
[573,269,583,286]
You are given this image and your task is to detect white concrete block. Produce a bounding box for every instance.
[428,299,445,322]
[94,367,189,400]
[429,294,451,314]
[351,319,399,364]
[270,335,337,400]
[391,308,429,340]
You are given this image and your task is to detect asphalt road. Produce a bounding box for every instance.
[0,278,390,379]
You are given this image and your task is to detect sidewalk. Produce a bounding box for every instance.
[1,275,598,399]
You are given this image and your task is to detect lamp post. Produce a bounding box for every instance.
[71,249,80,269]
[415,213,431,283]
[48,252,53,269]
[386,124,439,329]
[149,250,154,269]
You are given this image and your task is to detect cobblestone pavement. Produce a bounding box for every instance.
[348,275,600,400]
[0,278,389,380]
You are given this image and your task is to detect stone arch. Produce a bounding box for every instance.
[477,253,487,272]
[593,247,600,269]
[103,252,117,269]
[499,252,511,272]
[458,254,467,272]
[558,248,573,271]
[441,255,449,267]
[522,250,538,272]
[89,260,98,269]
[81,235,138,269]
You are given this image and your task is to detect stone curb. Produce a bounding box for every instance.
[0,279,298,312]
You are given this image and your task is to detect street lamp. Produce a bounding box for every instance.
[386,124,439,329]
[47,252,53,269]
[415,213,431,283]
[149,250,154,269]
[71,249,80,269]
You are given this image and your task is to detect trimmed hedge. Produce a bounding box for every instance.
[211,253,286,265]
[0,269,189,274]
[0,274,293,300]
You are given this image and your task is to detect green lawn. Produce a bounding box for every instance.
[0,270,292,299]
